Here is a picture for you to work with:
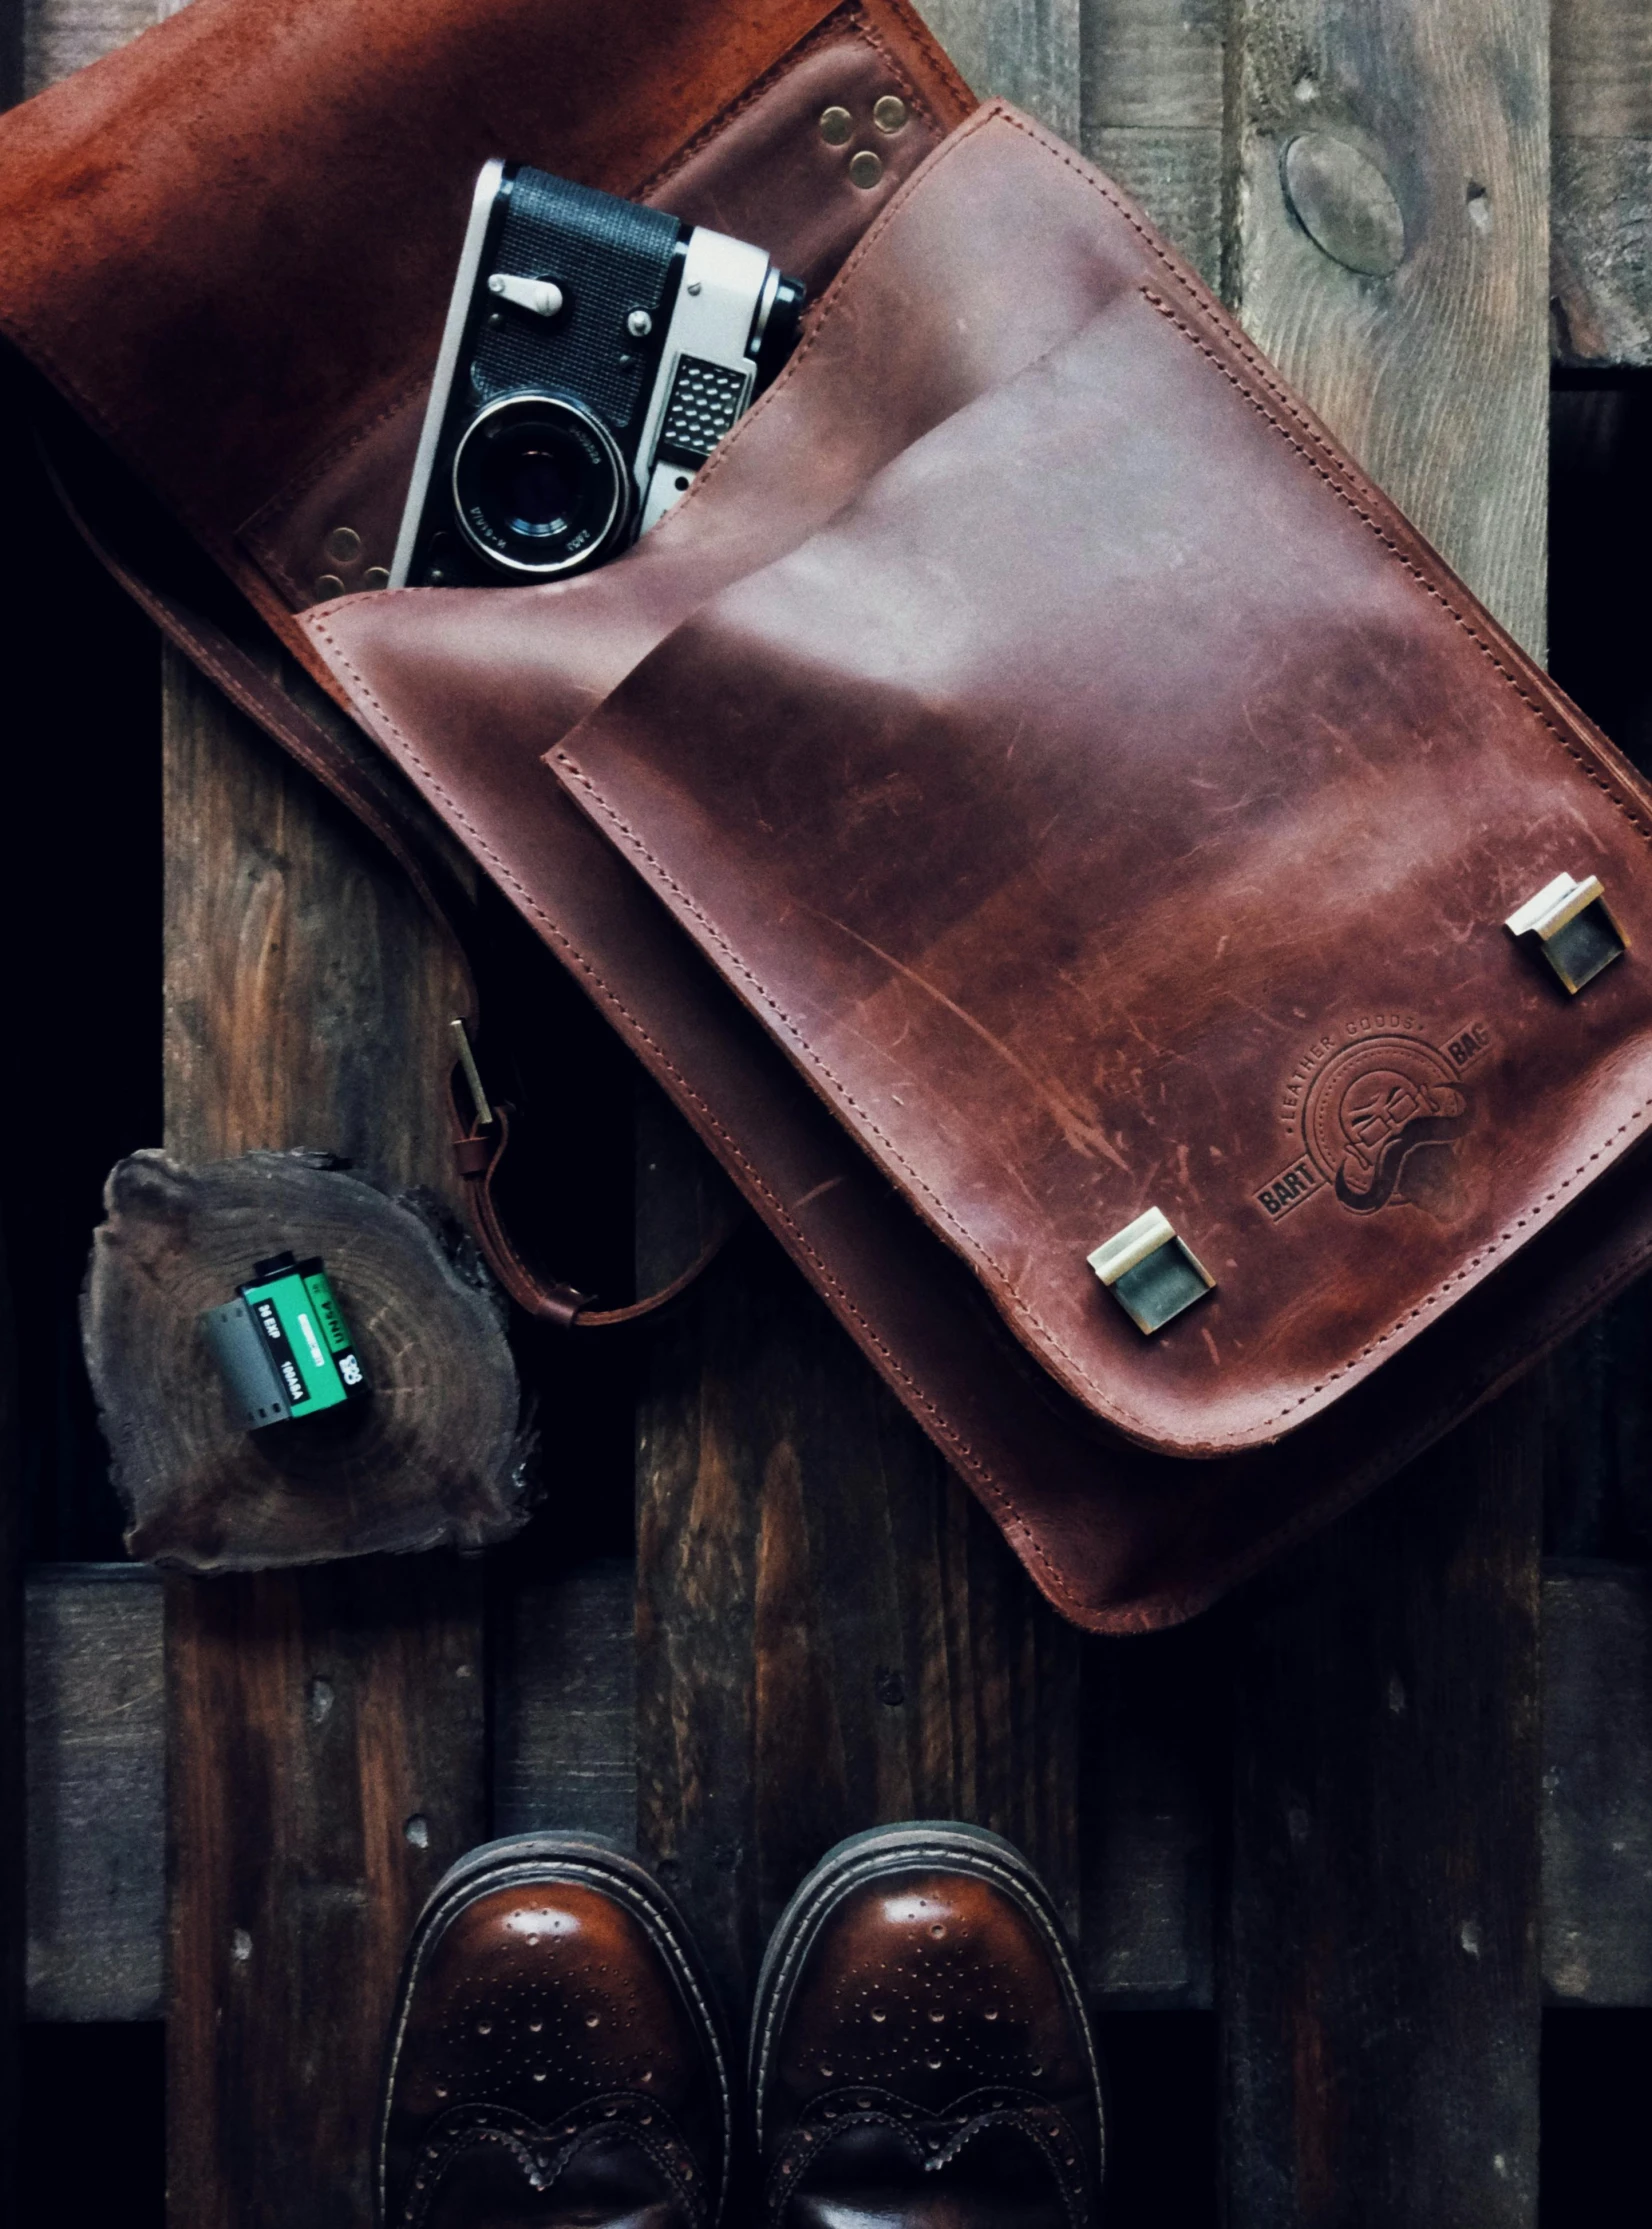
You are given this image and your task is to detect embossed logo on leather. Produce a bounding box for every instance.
[1256,1016,1490,1225]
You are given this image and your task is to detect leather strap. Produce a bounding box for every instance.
[38,424,734,1328]
[451,1090,740,1327]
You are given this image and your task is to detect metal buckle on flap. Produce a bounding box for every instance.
[1505,872,1627,995]
[1088,1207,1215,1336]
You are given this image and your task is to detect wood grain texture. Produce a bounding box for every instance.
[1219,8,1549,2214]
[162,655,468,1185]
[32,1562,1652,2021]
[493,1560,638,1850]
[21,0,161,96]
[1551,0,1652,364]
[1228,0,1549,656]
[635,1093,1080,2027]
[1080,0,1226,284]
[1542,1565,1652,2006]
[1222,1382,1544,2225]
[917,0,1082,142]
[1080,1622,1217,2009]
[82,1149,528,1569]
[25,1565,163,2022]
[161,649,488,2229]
[167,1555,484,2229]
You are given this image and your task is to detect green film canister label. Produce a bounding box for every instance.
[302,1268,368,1395]
[240,1270,345,1414]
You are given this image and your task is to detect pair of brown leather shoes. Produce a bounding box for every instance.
[379,1823,1105,2229]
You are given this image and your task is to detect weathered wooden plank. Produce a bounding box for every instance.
[635,1092,1082,2024]
[493,1559,638,1849]
[1229,0,1549,658]
[26,1561,1652,2019]
[1223,1383,1545,2224]
[161,636,487,2229]
[20,0,161,98]
[1080,1621,1217,2010]
[1219,8,1550,2215]
[167,1556,484,2228]
[1552,0,1652,365]
[1079,0,1226,285]
[919,0,1083,143]
[25,1566,164,2023]
[1542,1565,1652,2006]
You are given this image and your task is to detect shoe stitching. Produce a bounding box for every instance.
[751,1842,1103,2182]
[379,1858,731,2228]
[763,2099,1090,2229]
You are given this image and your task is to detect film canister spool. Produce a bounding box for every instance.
[202,1252,370,1431]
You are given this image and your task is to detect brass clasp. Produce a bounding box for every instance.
[1505,872,1627,995]
[1088,1207,1215,1336]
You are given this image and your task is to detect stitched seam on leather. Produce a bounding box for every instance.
[315,110,1647,1471]
[554,739,1652,1439]
[553,749,1206,1445]
[239,373,429,540]
[752,1844,1102,2159]
[859,0,978,114]
[843,9,942,125]
[632,100,1003,537]
[329,104,1008,621]
[406,2115,707,2229]
[637,12,934,207]
[304,616,1080,1610]
[1129,287,1652,1420]
[636,18,863,193]
[979,110,1366,482]
[761,2108,1085,2229]
[549,255,1652,1439]
[1140,287,1652,841]
[380,1857,732,2224]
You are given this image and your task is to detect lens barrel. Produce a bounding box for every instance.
[451,393,628,576]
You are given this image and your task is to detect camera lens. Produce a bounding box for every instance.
[491,440,578,536]
[452,394,629,576]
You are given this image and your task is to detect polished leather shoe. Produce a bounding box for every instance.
[750,1824,1104,2229]
[378,1833,732,2229]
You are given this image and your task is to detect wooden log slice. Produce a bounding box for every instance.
[82,1150,532,1570]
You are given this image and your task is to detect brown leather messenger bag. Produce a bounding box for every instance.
[5,0,1652,1632]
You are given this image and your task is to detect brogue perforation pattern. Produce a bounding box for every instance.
[761,2088,1093,2229]
[400,2093,711,2229]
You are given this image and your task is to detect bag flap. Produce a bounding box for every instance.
[305,103,1652,1463]
[531,121,1652,1458]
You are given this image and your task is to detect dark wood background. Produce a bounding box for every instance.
[4,1,1651,2224]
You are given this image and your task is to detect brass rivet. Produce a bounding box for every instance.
[848,149,884,189]
[313,574,345,600]
[819,105,854,146]
[325,526,362,565]
[872,95,908,134]
[364,566,390,589]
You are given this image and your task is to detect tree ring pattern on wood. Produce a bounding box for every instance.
[1281,132,1406,277]
[82,1149,535,1570]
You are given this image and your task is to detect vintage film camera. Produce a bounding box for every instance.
[391,162,806,587]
